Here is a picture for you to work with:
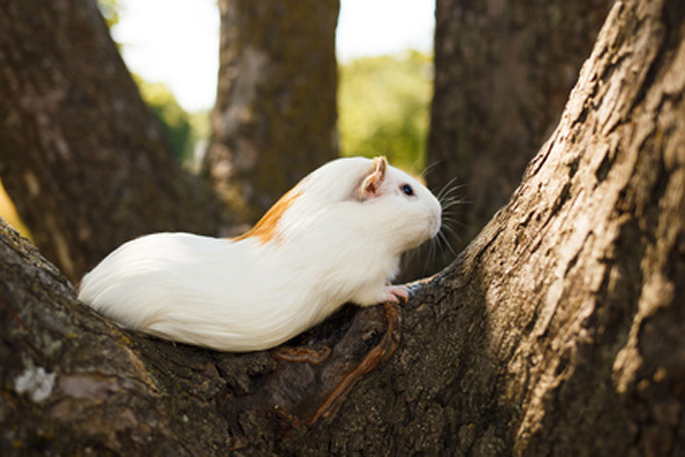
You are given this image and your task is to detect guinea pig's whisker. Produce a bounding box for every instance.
[438,229,458,259]
[440,223,461,244]
[437,180,465,221]
[420,160,442,180]
[420,175,462,264]
[440,190,467,207]
[436,177,463,201]
[441,214,466,230]
[440,198,466,214]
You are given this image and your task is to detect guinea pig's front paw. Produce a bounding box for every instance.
[380,285,409,303]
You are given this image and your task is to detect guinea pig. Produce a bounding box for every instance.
[78,156,442,352]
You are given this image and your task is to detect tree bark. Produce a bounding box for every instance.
[426,0,614,271]
[1,0,684,455]
[204,0,339,226]
[0,0,226,283]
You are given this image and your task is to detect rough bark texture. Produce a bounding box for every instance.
[426,0,614,270]
[204,0,339,226]
[1,0,684,455]
[0,218,401,454]
[0,0,225,283]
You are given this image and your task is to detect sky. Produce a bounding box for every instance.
[111,0,435,112]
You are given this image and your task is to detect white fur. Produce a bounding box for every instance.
[78,157,441,352]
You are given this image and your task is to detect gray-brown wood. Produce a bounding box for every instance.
[426,0,614,270]
[0,0,225,283]
[204,0,340,225]
[1,0,683,455]
[0,219,401,454]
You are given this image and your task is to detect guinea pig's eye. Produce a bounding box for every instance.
[401,184,414,196]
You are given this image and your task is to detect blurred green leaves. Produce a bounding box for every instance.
[338,51,433,172]
[133,75,207,165]
[97,0,432,171]
[133,51,433,171]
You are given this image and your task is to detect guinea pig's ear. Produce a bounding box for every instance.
[358,156,388,200]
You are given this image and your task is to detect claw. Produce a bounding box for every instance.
[383,285,409,303]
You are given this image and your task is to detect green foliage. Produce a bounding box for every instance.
[133,75,201,164]
[338,51,433,172]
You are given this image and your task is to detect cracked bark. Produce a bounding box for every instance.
[1,0,684,455]
[424,0,614,270]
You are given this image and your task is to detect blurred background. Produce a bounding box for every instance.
[0,0,612,282]
[1,0,434,236]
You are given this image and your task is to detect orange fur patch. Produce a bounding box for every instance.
[234,187,301,245]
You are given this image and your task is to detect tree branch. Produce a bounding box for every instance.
[1,0,683,455]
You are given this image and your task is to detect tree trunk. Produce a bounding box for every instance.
[0,0,226,283]
[204,0,339,226]
[425,0,614,272]
[2,0,684,455]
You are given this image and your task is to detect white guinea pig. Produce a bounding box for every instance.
[78,156,441,352]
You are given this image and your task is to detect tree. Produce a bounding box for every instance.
[0,0,225,283]
[204,0,339,226]
[1,0,684,455]
[427,0,614,268]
